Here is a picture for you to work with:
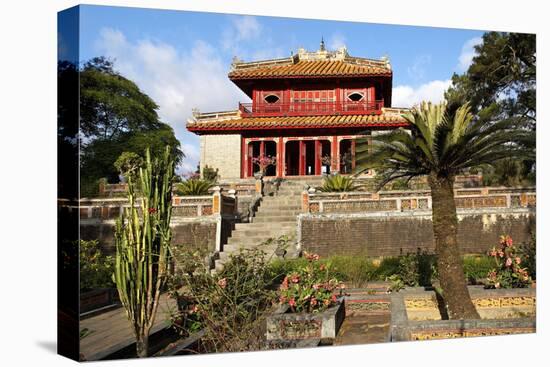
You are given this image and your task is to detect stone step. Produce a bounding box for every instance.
[255,212,302,218]
[253,215,298,223]
[234,222,296,230]
[229,228,291,238]
[258,203,302,209]
[220,245,279,259]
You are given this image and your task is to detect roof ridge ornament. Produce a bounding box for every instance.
[320,36,326,51]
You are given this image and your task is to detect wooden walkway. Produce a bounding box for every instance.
[79,293,177,361]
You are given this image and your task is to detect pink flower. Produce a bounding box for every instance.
[331,294,337,303]
[310,298,318,306]
[217,278,227,289]
[290,274,300,283]
[279,295,286,304]
[288,298,296,307]
[515,257,521,265]
[505,258,512,267]
[319,264,326,271]
[281,276,289,290]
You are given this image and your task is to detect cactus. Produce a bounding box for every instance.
[113,146,174,358]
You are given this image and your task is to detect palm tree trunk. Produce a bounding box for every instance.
[428,173,480,319]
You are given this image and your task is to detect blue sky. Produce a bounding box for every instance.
[76,5,485,173]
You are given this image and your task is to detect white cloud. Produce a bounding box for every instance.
[95,27,248,174]
[328,33,346,50]
[392,79,452,108]
[222,16,262,56]
[457,37,483,72]
[407,55,432,81]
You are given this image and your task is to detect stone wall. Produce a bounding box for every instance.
[298,208,535,257]
[200,134,241,179]
[81,218,219,255]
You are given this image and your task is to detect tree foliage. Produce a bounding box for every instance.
[356,102,534,189]
[445,32,536,183]
[79,57,183,184]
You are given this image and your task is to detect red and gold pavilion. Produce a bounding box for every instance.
[187,42,409,179]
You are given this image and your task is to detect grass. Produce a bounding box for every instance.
[269,254,497,287]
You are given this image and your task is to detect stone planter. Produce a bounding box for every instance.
[266,299,345,342]
[390,286,536,341]
[80,288,119,315]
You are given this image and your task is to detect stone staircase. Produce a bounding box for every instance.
[214,179,313,272]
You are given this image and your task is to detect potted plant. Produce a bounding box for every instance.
[251,155,276,178]
[266,252,346,342]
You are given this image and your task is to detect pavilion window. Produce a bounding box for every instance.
[347,92,364,102]
[264,94,280,104]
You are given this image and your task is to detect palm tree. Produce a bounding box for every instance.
[355,101,534,319]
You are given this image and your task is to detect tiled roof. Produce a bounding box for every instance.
[229,59,391,79]
[187,112,408,133]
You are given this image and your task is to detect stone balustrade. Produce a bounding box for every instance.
[305,187,535,214]
[73,187,239,220]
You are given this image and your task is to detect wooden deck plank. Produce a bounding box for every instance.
[79,293,177,361]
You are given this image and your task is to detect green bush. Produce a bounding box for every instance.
[202,165,219,182]
[318,174,358,192]
[278,252,342,313]
[79,240,114,291]
[270,255,375,288]
[462,255,495,284]
[175,179,213,196]
[486,235,532,288]
[520,233,536,280]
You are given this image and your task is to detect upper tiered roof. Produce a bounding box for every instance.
[229,45,392,80]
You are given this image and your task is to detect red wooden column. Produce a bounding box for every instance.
[241,137,246,178]
[299,140,305,176]
[247,143,253,177]
[331,136,339,173]
[351,139,356,172]
[277,137,284,177]
[314,140,321,175]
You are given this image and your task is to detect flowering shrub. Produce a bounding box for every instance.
[167,245,277,351]
[486,235,532,289]
[278,252,343,313]
[251,155,276,175]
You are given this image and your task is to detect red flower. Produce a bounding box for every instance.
[148,207,157,214]
[331,294,337,303]
[289,298,296,307]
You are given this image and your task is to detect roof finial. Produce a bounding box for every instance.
[320,36,326,51]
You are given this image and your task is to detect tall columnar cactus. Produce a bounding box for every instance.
[113,146,174,358]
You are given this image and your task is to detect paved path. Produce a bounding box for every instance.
[79,293,177,361]
[334,313,390,345]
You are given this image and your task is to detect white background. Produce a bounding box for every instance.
[0,0,548,366]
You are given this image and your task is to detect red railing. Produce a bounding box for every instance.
[239,100,384,117]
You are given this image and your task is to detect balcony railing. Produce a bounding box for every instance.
[239,100,384,117]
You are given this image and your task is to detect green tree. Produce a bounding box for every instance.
[355,101,534,319]
[446,32,536,183]
[79,57,183,184]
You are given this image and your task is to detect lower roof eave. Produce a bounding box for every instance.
[187,122,409,134]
